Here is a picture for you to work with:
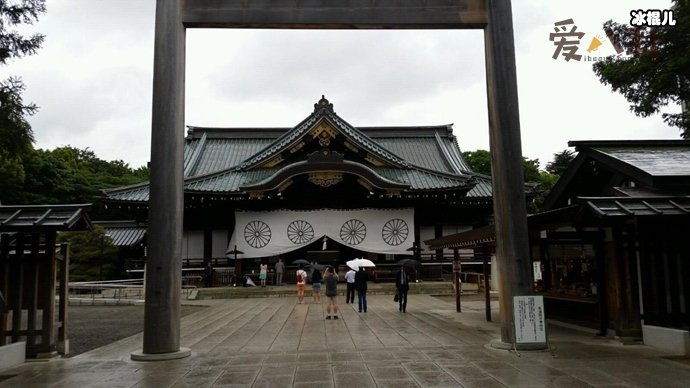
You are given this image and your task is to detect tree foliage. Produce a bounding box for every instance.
[57,226,120,282]
[0,0,46,200]
[592,0,690,138]
[0,0,45,65]
[545,149,576,176]
[462,149,567,212]
[1,145,149,205]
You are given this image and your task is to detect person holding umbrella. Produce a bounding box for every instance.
[396,265,410,312]
[311,267,323,303]
[296,264,308,304]
[355,266,368,313]
[345,266,356,304]
[324,266,340,319]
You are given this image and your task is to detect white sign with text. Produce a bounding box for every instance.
[513,295,547,345]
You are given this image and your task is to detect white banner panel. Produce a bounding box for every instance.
[229,208,414,258]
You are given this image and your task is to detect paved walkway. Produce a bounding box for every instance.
[2,295,690,387]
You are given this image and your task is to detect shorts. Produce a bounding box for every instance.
[259,273,267,280]
[312,284,321,293]
[297,284,305,292]
[327,294,337,301]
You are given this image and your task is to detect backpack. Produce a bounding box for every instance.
[297,271,304,283]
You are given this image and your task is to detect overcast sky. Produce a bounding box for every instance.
[2,0,680,170]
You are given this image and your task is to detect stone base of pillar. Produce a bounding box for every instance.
[488,339,513,350]
[130,347,191,361]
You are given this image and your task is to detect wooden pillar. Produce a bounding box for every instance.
[38,232,58,357]
[27,233,40,355]
[58,243,69,355]
[11,234,24,343]
[413,211,421,261]
[454,248,461,313]
[0,233,8,346]
[434,224,443,261]
[595,231,609,336]
[482,244,492,322]
[483,0,533,345]
[135,0,190,360]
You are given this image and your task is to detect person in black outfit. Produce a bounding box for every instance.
[355,267,368,312]
[204,261,214,288]
[395,266,409,312]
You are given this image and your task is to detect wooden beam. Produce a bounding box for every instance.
[58,243,69,355]
[143,0,186,356]
[483,0,533,346]
[183,0,488,29]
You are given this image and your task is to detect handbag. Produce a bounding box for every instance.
[393,289,399,302]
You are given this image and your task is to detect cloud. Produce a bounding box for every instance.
[2,0,682,171]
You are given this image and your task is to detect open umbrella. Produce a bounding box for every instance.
[346,258,376,271]
[396,258,421,268]
[225,245,245,286]
[311,263,327,271]
[292,259,311,266]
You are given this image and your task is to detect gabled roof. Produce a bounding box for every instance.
[104,97,488,203]
[0,204,93,232]
[93,221,147,247]
[544,140,690,210]
[238,97,409,170]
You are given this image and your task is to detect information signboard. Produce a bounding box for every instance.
[512,295,547,349]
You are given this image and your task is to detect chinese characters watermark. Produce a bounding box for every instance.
[549,18,585,61]
[550,8,676,62]
[630,9,676,27]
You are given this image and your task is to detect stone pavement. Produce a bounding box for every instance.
[2,294,690,387]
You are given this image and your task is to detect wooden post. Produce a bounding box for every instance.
[134,0,190,360]
[58,243,69,355]
[11,234,24,344]
[483,0,533,345]
[0,233,9,346]
[27,234,39,355]
[39,232,57,357]
[482,245,492,322]
[454,248,461,313]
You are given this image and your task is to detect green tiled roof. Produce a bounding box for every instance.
[104,98,492,203]
[595,147,690,177]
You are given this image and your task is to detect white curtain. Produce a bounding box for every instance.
[228,208,414,258]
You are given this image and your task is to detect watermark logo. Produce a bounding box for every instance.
[630,9,676,27]
[550,9,676,62]
[549,18,585,61]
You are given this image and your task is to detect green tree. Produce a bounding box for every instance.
[462,149,561,212]
[462,150,492,176]
[1,145,149,206]
[0,0,46,204]
[593,0,690,138]
[545,149,576,176]
[58,226,120,282]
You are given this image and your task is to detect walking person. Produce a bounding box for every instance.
[296,264,307,304]
[396,266,410,312]
[324,266,340,319]
[355,267,368,313]
[259,261,268,287]
[275,258,285,286]
[203,261,214,288]
[345,267,356,304]
[311,268,323,303]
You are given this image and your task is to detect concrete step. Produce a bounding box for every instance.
[191,281,475,300]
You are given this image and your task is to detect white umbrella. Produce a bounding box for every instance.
[346,258,376,271]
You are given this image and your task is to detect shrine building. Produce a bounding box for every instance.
[103,97,501,277]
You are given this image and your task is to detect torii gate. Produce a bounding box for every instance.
[131,0,533,360]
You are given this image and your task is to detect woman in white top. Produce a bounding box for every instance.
[259,263,268,287]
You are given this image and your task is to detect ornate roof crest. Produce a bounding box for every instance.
[313,95,335,114]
